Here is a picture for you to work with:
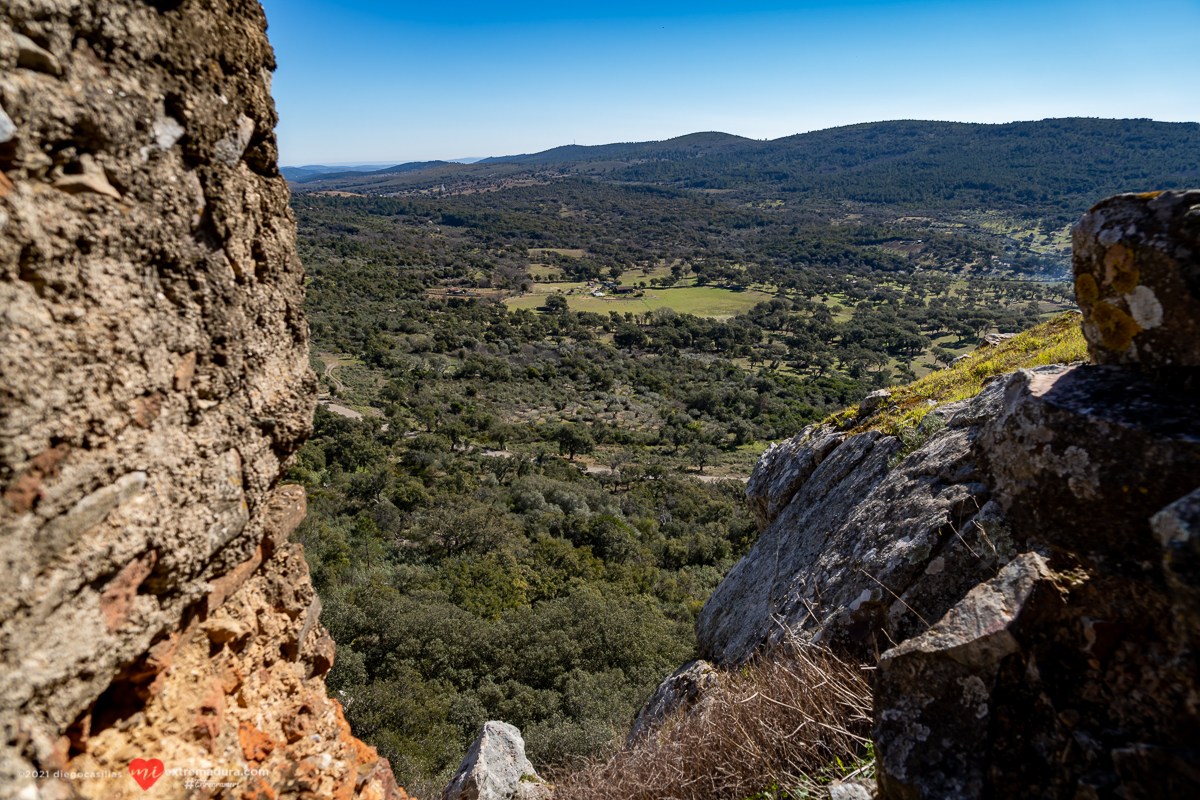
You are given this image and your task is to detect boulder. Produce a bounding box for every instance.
[828,781,876,800]
[625,660,719,747]
[443,721,549,800]
[874,553,1054,800]
[699,381,1014,665]
[1072,190,1200,382]
[875,547,1200,799]
[858,389,892,419]
[745,425,843,531]
[975,364,1200,586]
[979,332,1016,349]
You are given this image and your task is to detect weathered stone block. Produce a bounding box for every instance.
[1073,190,1200,382]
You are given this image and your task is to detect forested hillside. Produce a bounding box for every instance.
[594,119,1200,219]
[297,118,1199,223]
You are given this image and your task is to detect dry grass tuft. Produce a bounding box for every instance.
[550,643,873,800]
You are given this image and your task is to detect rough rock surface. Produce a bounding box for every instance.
[625,660,719,747]
[871,193,1200,799]
[1073,190,1200,380]
[745,425,843,532]
[442,722,549,800]
[874,553,1054,799]
[875,542,1200,799]
[1152,486,1200,642]
[976,364,1200,586]
[0,2,399,799]
[698,381,1019,665]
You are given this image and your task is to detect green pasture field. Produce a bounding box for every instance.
[528,248,587,258]
[505,284,775,319]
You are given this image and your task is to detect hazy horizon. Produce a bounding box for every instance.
[260,0,1200,166]
[278,117,1200,170]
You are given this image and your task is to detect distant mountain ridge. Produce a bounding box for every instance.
[281,163,401,180]
[291,118,1199,218]
[291,160,450,184]
[477,131,759,165]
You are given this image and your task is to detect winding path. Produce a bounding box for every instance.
[323,360,347,395]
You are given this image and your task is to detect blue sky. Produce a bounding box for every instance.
[259,0,1200,166]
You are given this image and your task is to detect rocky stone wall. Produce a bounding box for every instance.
[688,192,1200,797]
[0,3,401,798]
[872,192,1200,799]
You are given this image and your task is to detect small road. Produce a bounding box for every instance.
[321,401,362,420]
[323,360,347,395]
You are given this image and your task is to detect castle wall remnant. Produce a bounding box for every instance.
[0,2,402,798]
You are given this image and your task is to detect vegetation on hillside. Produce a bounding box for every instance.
[288,166,1089,795]
[830,311,1088,436]
[295,118,1200,263]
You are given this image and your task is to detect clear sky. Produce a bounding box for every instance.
[258,0,1200,166]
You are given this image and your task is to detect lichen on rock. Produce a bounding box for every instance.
[1072,190,1200,383]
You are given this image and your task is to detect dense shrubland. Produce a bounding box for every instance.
[289,406,756,788]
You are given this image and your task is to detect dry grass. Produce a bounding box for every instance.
[826,312,1088,436]
[550,643,873,800]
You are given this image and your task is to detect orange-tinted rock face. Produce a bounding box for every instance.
[56,489,404,800]
[0,2,404,798]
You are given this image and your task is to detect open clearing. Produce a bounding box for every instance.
[505,284,774,319]
[528,248,587,258]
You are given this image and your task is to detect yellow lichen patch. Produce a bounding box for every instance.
[1138,191,1165,200]
[1091,300,1141,351]
[1075,273,1100,305]
[1111,265,1140,295]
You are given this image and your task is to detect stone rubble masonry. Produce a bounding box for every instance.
[1072,190,1200,382]
[0,2,401,799]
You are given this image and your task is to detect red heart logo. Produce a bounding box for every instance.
[129,758,164,790]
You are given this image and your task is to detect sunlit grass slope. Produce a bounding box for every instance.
[828,312,1088,436]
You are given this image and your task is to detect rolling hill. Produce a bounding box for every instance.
[293,118,1199,220]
